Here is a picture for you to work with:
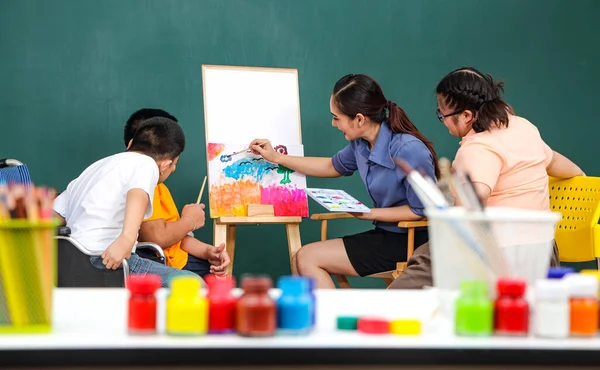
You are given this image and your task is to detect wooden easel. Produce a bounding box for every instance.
[213,205,302,276]
[202,65,305,276]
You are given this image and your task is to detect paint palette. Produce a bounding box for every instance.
[305,188,371,213]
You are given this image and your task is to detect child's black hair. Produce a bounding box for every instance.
[128,117,185,160]
[124,108,178,147]
[436,67,514,133]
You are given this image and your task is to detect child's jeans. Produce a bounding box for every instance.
[135,248,212,278]
[90,253,197,287]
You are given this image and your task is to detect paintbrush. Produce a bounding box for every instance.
[219,140,271,163]
[232,140,271,157]
[451,168,509,277]
[196,176,208,204]
[395,158,493,270]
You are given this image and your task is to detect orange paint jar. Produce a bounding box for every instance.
[565,274,598,337]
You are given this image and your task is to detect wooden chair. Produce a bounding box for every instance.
[309,213,428,288]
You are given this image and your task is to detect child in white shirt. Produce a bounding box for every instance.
[53,117,196,286]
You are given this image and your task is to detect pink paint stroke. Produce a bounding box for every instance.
[260,185,308,217]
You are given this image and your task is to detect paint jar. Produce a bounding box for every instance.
[455,280,493,336]
[166,276,208,336]
[547,267,575,279]
[307,278,316,326]
[127,274,161,335]
[236,275,276,337]
[534,279,569,338]
[579,270,600,330]
[277,276,313,335]
[206,275,236,334]
[565,274,598,337]
[494,278,529,336]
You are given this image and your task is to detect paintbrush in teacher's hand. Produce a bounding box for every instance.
[232,140,271,156]
[220,140,271,162]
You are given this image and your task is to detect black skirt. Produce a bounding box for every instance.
[343,227,429,277]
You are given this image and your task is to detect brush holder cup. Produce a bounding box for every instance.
[427,207,561,295]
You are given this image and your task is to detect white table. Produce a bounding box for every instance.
[1,288,600,367]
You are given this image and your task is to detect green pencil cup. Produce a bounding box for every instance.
[0,220,59,333]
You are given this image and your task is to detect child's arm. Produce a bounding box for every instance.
[138,203,206,249]
[101,188,149,270]
[54,212,66,226]
[181,237,230,276]
[546,150,585,178]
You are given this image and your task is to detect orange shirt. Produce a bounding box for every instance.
[453,115,553,211]
[143,183,188,269]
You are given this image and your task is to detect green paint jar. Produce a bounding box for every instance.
[455,281,493,336]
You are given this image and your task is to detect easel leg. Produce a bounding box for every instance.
[226,225,237,276]
[286,223,302,276]
[214,222,230,274]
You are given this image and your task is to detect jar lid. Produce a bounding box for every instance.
[170,275,202,296]
[241,275,272,292]
[357,317,389,334]
[547,267,575,279]
[497,278,526,297]
[127,274,161,295]
[580,270,600,280]
[535,279,568,300]
[564,274,598,297]
[337,316,359,331]
[460,280,488,297]
[389,319,421,335]
[205,275,235,293]
[278,276,310,295]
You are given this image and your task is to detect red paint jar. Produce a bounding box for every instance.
[127,274,161,335]
[206,275,237,334]
[494,278,529,336]
[236,275,276,337]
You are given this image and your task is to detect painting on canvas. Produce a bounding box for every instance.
[207,142,308,218]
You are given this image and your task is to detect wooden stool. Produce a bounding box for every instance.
[213,215,302,276]
[310,213,427,288]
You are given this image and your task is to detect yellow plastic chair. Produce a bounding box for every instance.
[549,176,600,267]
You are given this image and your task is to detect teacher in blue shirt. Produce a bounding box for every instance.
[250,74,439,289]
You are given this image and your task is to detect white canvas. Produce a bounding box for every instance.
[202,66,302,146]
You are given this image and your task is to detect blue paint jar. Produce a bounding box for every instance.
[277,276,313,334]
[307,278,316,326]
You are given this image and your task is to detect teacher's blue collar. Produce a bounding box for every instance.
[358,121,396,170]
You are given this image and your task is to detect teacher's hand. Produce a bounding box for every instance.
[249,139,278,163]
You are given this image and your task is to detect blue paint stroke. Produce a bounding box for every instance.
[222,157,280,181]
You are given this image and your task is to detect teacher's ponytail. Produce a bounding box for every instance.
[386,100,440,178]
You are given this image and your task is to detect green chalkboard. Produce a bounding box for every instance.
[1,0,598,287]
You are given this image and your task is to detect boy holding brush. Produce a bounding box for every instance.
[53,117,221,286]
[123,109,229,277]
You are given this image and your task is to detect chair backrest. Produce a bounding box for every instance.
[0,158,32,186]
[549,176,600,262]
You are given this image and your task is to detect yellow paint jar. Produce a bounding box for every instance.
[166,276,207,335]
